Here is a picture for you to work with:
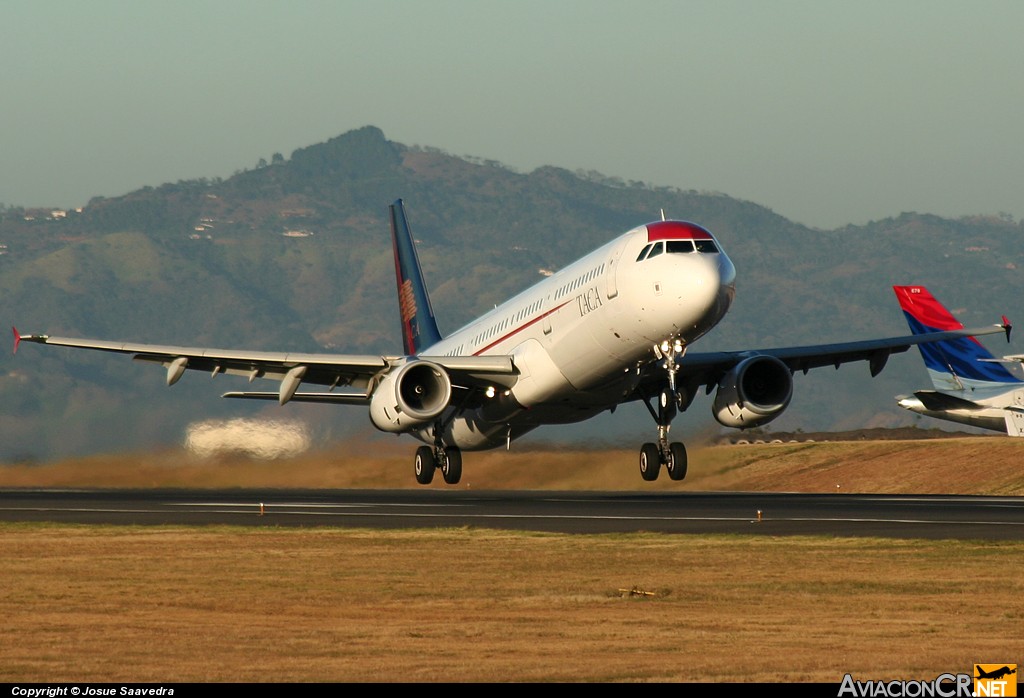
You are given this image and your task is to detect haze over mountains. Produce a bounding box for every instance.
[1,126,1021,461]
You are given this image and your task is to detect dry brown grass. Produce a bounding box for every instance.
[2,525,1022,683]
[2,437,1022,683]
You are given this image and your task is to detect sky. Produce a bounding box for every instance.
[2,1,1022,230]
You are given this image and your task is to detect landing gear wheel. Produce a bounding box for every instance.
[666,442,687,481]
[659,387,678,419]
[441,447,462,485]
[639,442,661,481]
[414,446,436,485]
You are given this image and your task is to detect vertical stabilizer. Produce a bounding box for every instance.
[390,200,443,355]
[893,285,1021,390]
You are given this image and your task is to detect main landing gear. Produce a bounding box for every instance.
[414,426,462,485]
[414,445,462,485]
[639,338,689,482]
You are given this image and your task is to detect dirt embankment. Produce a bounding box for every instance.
[2,429,1021,495]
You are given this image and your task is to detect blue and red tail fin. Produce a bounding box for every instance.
[390,200,442,355]
[893,285,1021,389]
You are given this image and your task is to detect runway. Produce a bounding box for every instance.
[1,489,1022,539]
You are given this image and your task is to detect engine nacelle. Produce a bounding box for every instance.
[369,360,453,433]
[712,354,793,429]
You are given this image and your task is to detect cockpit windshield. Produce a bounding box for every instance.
[666,240,694,254]
[636,238,718,261]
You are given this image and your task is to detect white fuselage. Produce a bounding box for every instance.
[419,221,737,450]
[898,386,1024,436]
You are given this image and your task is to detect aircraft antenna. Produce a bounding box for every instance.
[660,209,666,221]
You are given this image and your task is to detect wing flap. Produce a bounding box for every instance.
[14,331,519,400]
[15,332,392,395]
[222,391,371,405]
[21,333,388,368]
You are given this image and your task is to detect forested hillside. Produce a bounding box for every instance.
[2,126,1020,460]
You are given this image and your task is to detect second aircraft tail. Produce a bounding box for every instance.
[893,285,1020,392]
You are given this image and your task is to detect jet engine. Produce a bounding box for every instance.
[712,355,793,428]
[369,360,453,433]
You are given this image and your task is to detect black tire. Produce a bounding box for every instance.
[667,442,688,481]
[639,442,661,481]
[658,388,677,424]
[414,446,436,485]
[441,447,462,485]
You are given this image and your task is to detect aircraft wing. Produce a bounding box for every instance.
[12,329,517,405]
[634,322,1011,399]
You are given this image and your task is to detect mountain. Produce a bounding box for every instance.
[1,125,1021,461]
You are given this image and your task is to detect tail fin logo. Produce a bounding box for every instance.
[398,279,417,324]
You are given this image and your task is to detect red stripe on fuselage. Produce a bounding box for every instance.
[646,221,714,242]
[473,300,573,356]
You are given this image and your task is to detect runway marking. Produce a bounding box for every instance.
[142,503,1024,524]
[2,496,1021,539]
[0,507,178,514]
[168,502,466,509]
[2,502,1022,530]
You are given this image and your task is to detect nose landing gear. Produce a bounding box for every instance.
[639,338,690,482]
[639,387,688,482]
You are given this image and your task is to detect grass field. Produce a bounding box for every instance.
[2,436,1022,683]
[3,525,1022,683]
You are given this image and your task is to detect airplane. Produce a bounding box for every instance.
[894,285,1024,437]
[975,666,1016,681]
[12,200,1011,485]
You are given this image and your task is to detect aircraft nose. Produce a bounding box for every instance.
[686,250,735,311]
[717,250,737,304]
[617,234,737,344]
[672,250,736,339]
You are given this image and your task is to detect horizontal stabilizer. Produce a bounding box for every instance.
[980,354,1024,364]
[912,390,982,412]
